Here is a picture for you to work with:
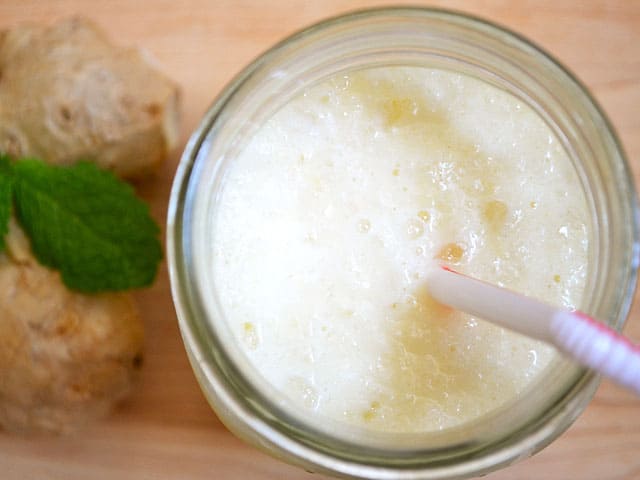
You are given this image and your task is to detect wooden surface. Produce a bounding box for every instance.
[1,1,639,479]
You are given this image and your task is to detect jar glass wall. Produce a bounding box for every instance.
[167,7,638,479]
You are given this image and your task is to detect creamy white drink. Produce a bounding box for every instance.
[209,67,589,433]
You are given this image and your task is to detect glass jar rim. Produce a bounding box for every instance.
[167,6,640,479]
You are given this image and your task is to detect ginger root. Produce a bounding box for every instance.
[0,17,180,179]
[0,16,177,433]
[0,219,144,434]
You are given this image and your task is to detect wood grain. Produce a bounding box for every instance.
[1,1,639,479]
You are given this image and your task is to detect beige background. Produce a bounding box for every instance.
[1,1,639,479]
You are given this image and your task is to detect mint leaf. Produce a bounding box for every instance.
[0,154,13,252]
[13,159,162,292]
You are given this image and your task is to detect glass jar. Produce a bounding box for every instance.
[167,7,639,479]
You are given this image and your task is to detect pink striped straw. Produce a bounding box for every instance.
[425,265,640,395]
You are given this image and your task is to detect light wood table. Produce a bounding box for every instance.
[1,1,639,479]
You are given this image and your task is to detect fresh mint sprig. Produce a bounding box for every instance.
[0,154,162,293]
[0,156,12,252]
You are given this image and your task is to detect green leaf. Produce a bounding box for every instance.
[12,159,162,292]
[0,154,13,252]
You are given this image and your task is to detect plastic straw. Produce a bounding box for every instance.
[425,265,640,395]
